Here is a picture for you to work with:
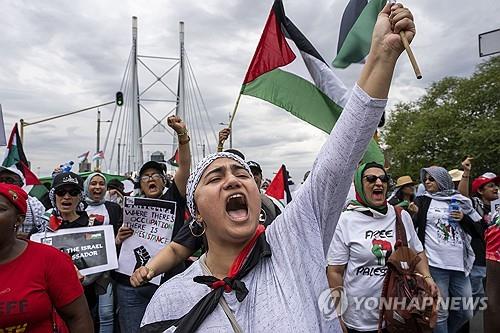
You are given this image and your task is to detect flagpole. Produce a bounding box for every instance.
[228,92,242,130]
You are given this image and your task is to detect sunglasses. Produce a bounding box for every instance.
[140,174,163,183]
[424,176,435,182]
[363,175,390,183]
[55,188,81,197]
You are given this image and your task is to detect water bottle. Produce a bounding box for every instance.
[448,196,461,226]
[60,160,75,173]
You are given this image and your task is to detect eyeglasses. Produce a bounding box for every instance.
[363,175,390,183]
[424,176,435,182]
[140,174,163,183]
[55,188,81,197]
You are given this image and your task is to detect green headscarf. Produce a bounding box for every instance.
[350,162,388,215]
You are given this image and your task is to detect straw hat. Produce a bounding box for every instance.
[395,175,415,188]
[448,169,464,182]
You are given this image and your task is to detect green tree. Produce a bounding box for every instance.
[382,56,500,180]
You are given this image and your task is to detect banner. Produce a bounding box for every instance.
[31,225,118,275]
[117,196,177,285]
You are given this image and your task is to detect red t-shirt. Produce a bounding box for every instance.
[0,240,83,332]
[486,214,500,263]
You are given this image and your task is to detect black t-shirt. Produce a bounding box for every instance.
[59,211,90,229]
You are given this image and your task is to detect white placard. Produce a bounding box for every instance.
[31,225,118,276]
[491,198,500,215]
[117,196,177,285]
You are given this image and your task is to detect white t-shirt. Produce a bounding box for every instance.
[424,199,464,271]
[85,203,110,226]
[327,205,423,331]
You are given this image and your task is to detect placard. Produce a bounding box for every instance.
[117,196,177,285]
[31,225,118,275]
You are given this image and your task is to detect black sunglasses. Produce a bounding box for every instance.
[55,188,81,197]
[363,175,390,183]
[424,176,435,182]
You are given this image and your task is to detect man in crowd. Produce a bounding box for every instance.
[113,115,191,333]
[0,165,45,236]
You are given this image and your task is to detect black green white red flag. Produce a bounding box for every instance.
[2,123,41,185]
[332,0,386,68]
[240,0,383,164]
[265,164,292,205]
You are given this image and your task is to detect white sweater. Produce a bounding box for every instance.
[141,84,387,332]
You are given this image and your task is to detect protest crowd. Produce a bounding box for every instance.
[0,2,499,333]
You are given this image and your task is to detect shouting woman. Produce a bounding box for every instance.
[141,3,416,332]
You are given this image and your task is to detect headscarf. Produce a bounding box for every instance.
[420,166,481,222]
[143,152,265,332]
[186,152,251,217]
[84,172,107,206]
[349,162,388,215]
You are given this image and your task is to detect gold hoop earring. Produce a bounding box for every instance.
[189,218,206,237]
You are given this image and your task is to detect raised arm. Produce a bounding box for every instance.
[275,3,416,255]
[168,115,191,198]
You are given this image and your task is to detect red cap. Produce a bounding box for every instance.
[0,183,28,214]
[472,173,500,194]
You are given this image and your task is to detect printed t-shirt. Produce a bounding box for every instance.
[0,241,83,332]
[424,199,464,271]
[327,205,423,331]
[85,203,110,226]
[486,212,500,262]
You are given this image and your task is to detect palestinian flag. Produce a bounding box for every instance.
[240,0,383,164]
[167,149,179,167]
[265,164,292,205]
[2,124,41,185]
[332,0,386,68]
[92,151,105,160]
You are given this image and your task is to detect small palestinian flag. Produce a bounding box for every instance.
[2,123,41,185]
[92,151,105,160]
[332,0,386,68]
[240,0,383,164]
[167,149,179,167]
[265,164,292,205]
[78,151,90,162]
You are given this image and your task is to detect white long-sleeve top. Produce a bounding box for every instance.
[141,84,387,332]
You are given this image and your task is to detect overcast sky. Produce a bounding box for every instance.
[1,0,499,184]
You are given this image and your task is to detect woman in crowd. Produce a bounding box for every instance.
[413,166,482,333]
[388,175,418,214]
[83,172,123,333]
[0,183,93,332]
[140,3,415,331]
[327,163,437,333]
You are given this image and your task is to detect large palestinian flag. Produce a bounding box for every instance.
[332,0,386,68]
[240,0,383,164]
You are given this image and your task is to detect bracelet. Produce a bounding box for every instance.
[176,128,188,137]
[145,265,155,278]
[217,143,224,152]
[178,135,190,145]
[423,275,433,280]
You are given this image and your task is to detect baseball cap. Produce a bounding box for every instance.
[52,172,84,191]
[139,161,166,177]
[0,166,25,185]
[247,161,262,174]
[0,183,28,214]
[472,173,500,194]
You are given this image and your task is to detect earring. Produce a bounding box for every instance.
[189,217,206,237]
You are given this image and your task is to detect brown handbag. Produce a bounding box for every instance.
[378,206,437,333]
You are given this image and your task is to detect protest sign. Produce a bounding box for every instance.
[31,225,117,275]
[117,196,177,285]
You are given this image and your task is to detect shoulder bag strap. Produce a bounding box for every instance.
[394,206,408,247]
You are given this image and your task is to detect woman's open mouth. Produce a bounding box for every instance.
[372,188,384,200]
[226,193,248,221]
